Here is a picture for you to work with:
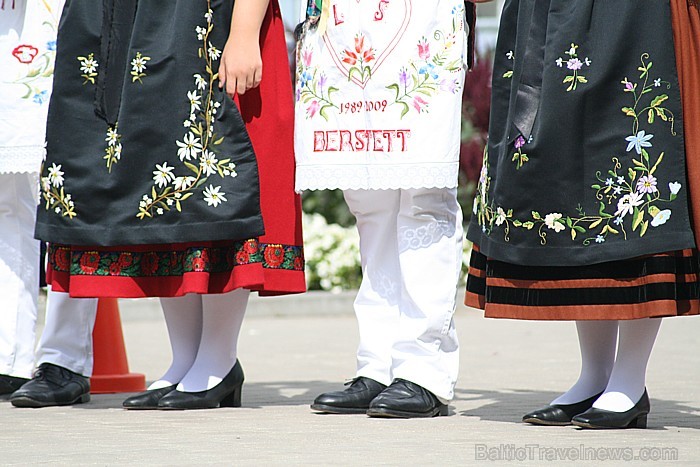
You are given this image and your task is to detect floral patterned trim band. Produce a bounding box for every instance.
[49,240,305,277]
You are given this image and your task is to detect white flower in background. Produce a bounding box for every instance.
[203,185,226,207]
[152,162,175,188]
[544,212,565,232]
[176,132,202,161]
[48,163,64,187]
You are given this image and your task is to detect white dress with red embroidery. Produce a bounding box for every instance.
[294,0,468,191]
[0,0,63,174]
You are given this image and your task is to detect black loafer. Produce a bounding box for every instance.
[123,385,177,410]
[0,374,29,396]
[572,390,650,429]
[522,392,603,426]
[9,363,90,408]
[367,379,448,418]
[311,377,387,414]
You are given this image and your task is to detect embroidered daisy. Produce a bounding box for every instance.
[176,132,203,161]
[203,185,227,207]
[152,162,175,188]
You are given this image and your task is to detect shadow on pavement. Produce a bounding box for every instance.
[455,388,700,430]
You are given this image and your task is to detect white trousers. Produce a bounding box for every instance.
[0,172,39,378]
[36,289,98,377]
[0,173,98,378]
[343,188,463,401]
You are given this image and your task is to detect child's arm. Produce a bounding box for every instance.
[219,0,271,97]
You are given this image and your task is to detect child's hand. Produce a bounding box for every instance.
[219,36,262,98]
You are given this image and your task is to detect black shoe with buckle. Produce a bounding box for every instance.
[311,377,387,414]
[9,363,90,408]
[367,379,448,418]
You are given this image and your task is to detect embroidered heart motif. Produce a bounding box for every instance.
[323,0,412,89]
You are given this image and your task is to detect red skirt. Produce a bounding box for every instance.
[464,0,700,320]
[48,1,306,298]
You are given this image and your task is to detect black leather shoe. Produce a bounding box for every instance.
[9,363,90,408]
[0,374,29,395]
[572,390,650,429]
[123,385,177,410]
[522,392,603,426]
[157,360,244,410]
[311,377,387,414]
[366,379,448,418]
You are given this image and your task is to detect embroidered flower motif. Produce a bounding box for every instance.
[387,6,466,118]
[556,43,589,91]
[12,44,38,64]
[137,1,238,219]
[475,53,680,246]
[544,213,565,232]
[636,174,658,194]
[130,52,151,83]
[78,53,99,84]
[41,163,76,218]
[651,209,672,227]
[203,185,226,207]
[103,124,122,172]
[153,162,176,188]
[625,130,654,154]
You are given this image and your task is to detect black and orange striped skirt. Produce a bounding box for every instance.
[465,0,700,321]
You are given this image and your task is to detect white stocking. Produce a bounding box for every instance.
[551,320,617,405]
[149,293,203,389]
[593,318,661,412]
[177,288,249,392]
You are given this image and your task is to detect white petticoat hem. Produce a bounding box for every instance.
[295,163,459,191]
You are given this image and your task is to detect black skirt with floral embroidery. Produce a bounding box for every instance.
[36,0,263,246]
[36,0,306,298]
[465,0,700,319]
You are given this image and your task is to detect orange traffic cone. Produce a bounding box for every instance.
[90,298,146,394]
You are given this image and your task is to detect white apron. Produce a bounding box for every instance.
[0,0,62,174]
[294,0,468,191]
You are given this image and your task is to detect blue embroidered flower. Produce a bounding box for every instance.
[33,90,49,105]
[46,40,57,51]
[625,130,654,154]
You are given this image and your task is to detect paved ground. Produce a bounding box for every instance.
[1,294,699,465]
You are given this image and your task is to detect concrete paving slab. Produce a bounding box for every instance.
[2,297,699,465]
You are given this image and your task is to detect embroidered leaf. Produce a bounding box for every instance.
[503,71,513,78]
[632,207,643,231]
[621,107,636,117]
[640,220,649,237]
[512,220,522,227]
[386,84,401,100]
[184,161,199,173]
[574,225,586,233]
[648,109,654,124]
[649,152,664,175]
[565,217,573,228]
[577,76,587,83]
[531,211,542,220]
[641,148,650,163]
[650,94,668,108]
[213,137,224,146]
[571,229,577,240]
[180,193,193,201]
[589,218,603,229]
[632,159,645,168]
[563,76,574,83]
[522,221,535,230]
[648,205,660,217]
[591,184,601,190]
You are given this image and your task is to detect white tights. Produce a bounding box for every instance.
[149,289,250,392]
[551,318,661,412]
